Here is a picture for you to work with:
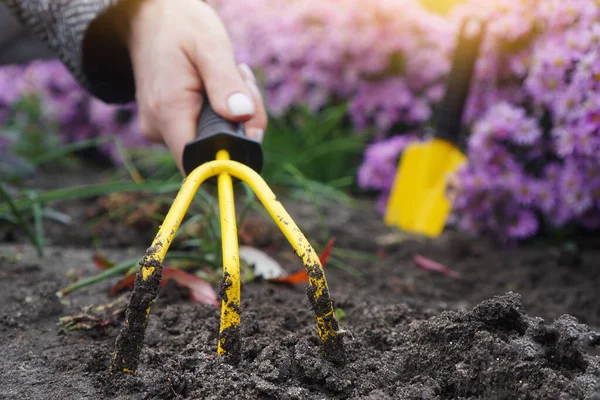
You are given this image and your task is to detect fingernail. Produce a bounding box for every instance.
[239,63,257,83]
[227,92,255,117]
[247,128,264,142]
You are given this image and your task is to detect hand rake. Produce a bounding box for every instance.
[109,95,345,375]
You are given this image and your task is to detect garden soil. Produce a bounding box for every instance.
[1,168,599,399]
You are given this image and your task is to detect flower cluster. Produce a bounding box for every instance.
[216,0,453,131]
[451,103,545,239]
[447,0,600,240]
[0,60,146,162]
[2,0,600,242]
[357,0,600,241]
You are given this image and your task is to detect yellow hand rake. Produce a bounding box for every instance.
[110,95,345,375]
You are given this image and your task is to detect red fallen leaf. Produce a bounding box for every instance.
[413,254,460,278]
[110,267,219,307]
[269,267,309,285]
[269,237,336,285]
[160,268,219,306]
[319,237,336,265]
[110,274,136,296]
[93,254,115,270]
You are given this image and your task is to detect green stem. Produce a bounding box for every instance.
[114,137,144,183]
[0,181,182,214]
[30,136,115,165]
[0,183,42,256]
[57,258,140,297]
[57,252,216,297]
[27,190,45,256]
[327,256,363,278]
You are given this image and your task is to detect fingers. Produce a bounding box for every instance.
[138,90,202,174]
[161,99,202,175]
[129,0,269,174]
[133,42,201,160]
[189,5,256,123]
[238,64,268,142]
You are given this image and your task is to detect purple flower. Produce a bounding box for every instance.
[582,96,600,126]
[357,134,417,192]
[512,118,542,146]
[525,66,566,107]
[535,181,556,213]
[506,209,539,239]
[457,214,479,235]
[552,127,576,157]
[552,87,582,123]
[547,201,574,227]
[513,176,538,205]
[218,0,451,131]
[425,84,445,102]
[407,99,431,124]
[458,168,493,193]
[559,161,593,216]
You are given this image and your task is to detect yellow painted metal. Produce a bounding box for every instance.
[384,142,428,229]
[235,159,342,353]
[215,150,242,356]
[139,163,218,274]
[174,155,341,354]
[114,151,342,367]
[384,138,466,238]
[110,162,218,375]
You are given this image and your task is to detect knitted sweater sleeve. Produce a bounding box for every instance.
[1,0,138,104]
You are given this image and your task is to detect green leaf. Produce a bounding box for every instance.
[30,135,116,165]
[0,181,182,215]
[27,190,45,256]
[0,182,42,256]
[260,103,367,196]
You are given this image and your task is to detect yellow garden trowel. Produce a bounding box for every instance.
[384,18,485,237]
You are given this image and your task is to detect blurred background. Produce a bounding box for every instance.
[0,3,53,65]
[0,0,463,66]
[1,0,599,249]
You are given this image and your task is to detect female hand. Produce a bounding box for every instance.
[126,0,267,173]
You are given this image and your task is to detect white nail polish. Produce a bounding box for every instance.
[227,92,255,117]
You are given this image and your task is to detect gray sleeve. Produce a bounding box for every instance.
[2,0,138,104]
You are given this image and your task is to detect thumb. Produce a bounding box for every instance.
[197,54,255,124]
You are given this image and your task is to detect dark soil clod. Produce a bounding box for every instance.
[217,270,242,363]
[218,325,241,364]
[1,195,599,399]
[303,257,347,365]
[109,258,163,375]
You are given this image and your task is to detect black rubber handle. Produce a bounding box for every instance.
[182,94,263,176]
[435,18,485,143]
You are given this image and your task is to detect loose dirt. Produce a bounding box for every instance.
[1,168,599,399]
